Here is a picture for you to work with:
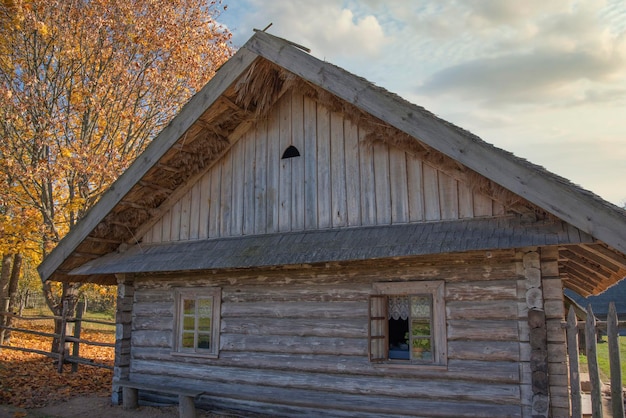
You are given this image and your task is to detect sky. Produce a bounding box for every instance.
[219,0,626,206]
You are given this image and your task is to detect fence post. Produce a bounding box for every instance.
[585,305,603,418]
[71,301,85,373]
[607,302,624,418]
[57,300,68,373]
[567,307,582,418]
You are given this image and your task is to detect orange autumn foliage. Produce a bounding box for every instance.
[0,319,115,408]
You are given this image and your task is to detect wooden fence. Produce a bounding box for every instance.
[566,302,625,418]
[0,300,115,372]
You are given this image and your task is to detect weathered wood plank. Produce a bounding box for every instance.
[303,96,318,229]
[373,141,391,224]
[170,200,182,241]
[219,149,233,236]
[423,163,440,221]
[447,340,520,361]
[221,301,368,318]
[221,317,367,338]
[446,280,518,301]
[138,372,523,418]
[131,359,521,403]
[438,171,459,220]
[278,93,292,232]
[458,181,474,219]
[229,133,245,236]
[344,119,361,227]
[188,181,200,239]
[358,128,376,225]
[178,187,192,240]
[243,130,256,235]
[330,111,347,227]
[254,118,268,234]
[473,192,493,217]
[406,153,424,222]
[208,163,221,238]
[389,147,409,224]
[266,102,281,233]
[198,173,210,239]
[221,334,367,356]
[446,300,520,320]
[291,91,305,231]
[447,320,519,341]
[317,103,332,229]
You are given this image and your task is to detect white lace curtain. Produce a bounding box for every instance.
[388,296,410,320]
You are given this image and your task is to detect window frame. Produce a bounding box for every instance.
[172,287,221,358]
[370,281,447,367]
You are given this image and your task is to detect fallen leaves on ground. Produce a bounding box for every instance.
[0,319,114,408]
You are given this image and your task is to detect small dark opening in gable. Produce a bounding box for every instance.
[281,145,301,159]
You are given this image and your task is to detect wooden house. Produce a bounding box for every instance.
[38,31,626,418]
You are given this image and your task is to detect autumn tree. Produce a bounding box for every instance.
[0,0,232,349]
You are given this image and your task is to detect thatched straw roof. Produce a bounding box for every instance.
[38,31,626,295]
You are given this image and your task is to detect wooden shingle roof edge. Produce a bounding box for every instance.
[38,30,626,284]
[68,217,591,276]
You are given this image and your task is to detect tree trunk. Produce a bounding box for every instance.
[0,254,11,298]
[44,281,80,353]
[3,254,23,342]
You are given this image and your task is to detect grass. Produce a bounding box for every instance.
[580,335,626,382]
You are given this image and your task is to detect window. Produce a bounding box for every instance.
[174,288,221,357]
[369,281,446,366]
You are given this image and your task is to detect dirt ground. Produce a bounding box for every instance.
[0,395,238,418]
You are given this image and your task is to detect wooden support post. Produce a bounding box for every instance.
[585,305,603,418]
[122,387,139,409]
[607,302,624,418]
[57,300,69,373]
[71,301,85,373]
[179,395,197,418]
[566,307,582,418]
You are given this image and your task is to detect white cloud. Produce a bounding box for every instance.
[223,0,389,59]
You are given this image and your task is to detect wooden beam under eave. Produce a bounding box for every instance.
[138,181,174,194]
[560,249,614,279]
[85,236,122,245]
[560,264,601,295]
[566,245,621,273]
[580,243,626,269]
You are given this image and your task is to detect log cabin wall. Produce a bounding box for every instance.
[125,250,555,417]
[142,91,504,244]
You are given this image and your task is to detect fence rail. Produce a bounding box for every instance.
[0,301,115,373]
[565,301,624,418]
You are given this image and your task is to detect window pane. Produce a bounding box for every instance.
[411,320,431,337]
[197,333,211,349]
[198,298,212,317]
[182,331,195,348]
[183,299,195,315]
[198,317,212,332]
[410,295,431,318]
[183,316,195,331]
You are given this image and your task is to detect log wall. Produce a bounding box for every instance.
[142,91,503,244]
[122,250,554,417]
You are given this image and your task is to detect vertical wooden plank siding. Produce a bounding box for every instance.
[291,92,305,231]
[423,164,440,221]
[208,165,221,238]
[198,173,210,239]
[303,96,318,229]
[254,118,268,235]
[373,141,391,225]
[143,98,507,243]
[389,147,408,224]
[278,93,292,232]
[330,111,347,228]
[243,130,256,236]
[358,127,376,226]
[230,136,245,236]
[316,103,332,229]
[344,120,361,227]
[266,99,281,234]
[406,154,424,222]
